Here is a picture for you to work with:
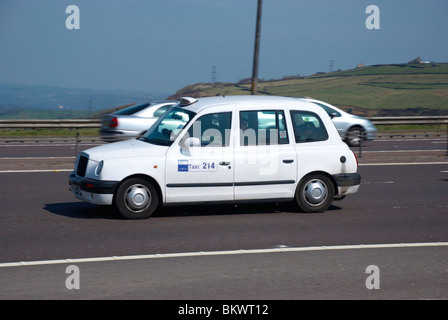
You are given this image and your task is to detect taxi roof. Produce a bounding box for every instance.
[177,95,319,113]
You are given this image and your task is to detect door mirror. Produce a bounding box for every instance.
[329,112,340,119]
[181,137,201,148]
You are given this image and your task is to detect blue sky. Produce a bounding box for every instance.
[1,0,447,95]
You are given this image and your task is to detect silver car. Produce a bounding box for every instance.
[300,98,377,147]
[100,101,176,142]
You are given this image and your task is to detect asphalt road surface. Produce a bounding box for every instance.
[0,137,447,301]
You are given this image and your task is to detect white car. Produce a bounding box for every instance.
[100,101,177,142]
[299,98,377,147]
[70,95,361,219]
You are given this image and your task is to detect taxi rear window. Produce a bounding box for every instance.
[290,111,328,143]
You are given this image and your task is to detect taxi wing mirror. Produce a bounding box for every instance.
[181,137,201,149]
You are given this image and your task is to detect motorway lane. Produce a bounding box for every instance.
[0,142,102,158]
[1,137,446,172]
[0,137,445,156]
[1,139,448,299]
[362,139,447,153]
[1,246,447,299]
[0,143,100,172]
[1,164,447,263]
[0,139,446,172]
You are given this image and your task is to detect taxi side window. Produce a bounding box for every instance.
[290,111,328,143]
[187,112,232,147]
[240,110,289,146]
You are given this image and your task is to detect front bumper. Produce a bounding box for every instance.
[332,173,361,196]
[69,172,119,205]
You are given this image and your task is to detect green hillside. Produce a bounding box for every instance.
[168,63,448,117]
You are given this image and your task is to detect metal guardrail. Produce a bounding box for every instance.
[0,119,102,128]
[1,117,447,157]
[370,116,448,125]
[0,116,447,128]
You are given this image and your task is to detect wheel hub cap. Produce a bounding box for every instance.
[304,179,327,205]
[125,185,151,212]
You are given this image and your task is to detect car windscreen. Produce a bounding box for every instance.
[140,107,196,146]
[114,103,150,115]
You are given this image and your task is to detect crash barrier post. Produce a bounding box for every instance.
[75,131,80,157]
[358,131,363,158]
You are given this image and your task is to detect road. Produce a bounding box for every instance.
[0,137,447,301]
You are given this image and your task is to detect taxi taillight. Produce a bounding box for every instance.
[352,151,359,168]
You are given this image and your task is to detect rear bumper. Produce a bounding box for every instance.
[332,173,361,196]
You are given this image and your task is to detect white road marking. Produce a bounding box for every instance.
[359,162,448,166]
[0,161,446,173]
[361,149,444,153]
[0,169,72,173]
[0,156,74,173]
[363,181,395,184]
[1,242,447,268]
[0,156,74,160]
[374,138,446,142]
[393,205,448,209]
[0,143,101,147]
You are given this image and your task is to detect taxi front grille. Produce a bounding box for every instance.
[76,154,88,177]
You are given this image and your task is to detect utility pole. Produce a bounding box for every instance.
[251,0,262,95]
[212,66,216,84]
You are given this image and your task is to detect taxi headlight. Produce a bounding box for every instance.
[95,160,104,176]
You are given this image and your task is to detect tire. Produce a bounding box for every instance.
[296,174,335,213]
[346,126,364,147]
[114,178,159,219]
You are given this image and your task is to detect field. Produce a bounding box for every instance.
[1,63,447,120]
[169,63,448,117]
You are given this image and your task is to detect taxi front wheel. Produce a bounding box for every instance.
[114,178,159,219]
[296,174,335,213]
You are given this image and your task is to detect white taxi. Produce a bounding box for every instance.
[69,95,361,219]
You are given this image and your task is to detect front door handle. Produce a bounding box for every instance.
[219,161,231,166]
[283,159,294,164]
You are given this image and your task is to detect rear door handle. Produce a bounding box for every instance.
[283,159,294,164]
[219,161,231,166]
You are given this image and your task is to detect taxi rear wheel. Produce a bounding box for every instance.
[114,178,159,219]
[296,174,334,213]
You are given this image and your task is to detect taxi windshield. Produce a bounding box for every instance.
[140,107,195,146]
